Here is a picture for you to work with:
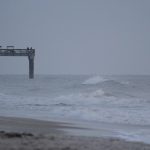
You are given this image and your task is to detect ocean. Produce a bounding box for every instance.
[0,75,150,143]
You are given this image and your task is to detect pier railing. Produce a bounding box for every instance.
[0,49,35,56]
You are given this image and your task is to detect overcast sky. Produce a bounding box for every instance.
[0,0,150,75]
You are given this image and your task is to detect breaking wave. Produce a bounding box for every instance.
[82,76,108,85]
[51,87,150,125]
[82,76,130,88]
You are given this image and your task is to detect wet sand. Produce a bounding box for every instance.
[0,116,150,150]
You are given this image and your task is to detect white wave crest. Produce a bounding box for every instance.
[82,76,107,85]
[54,88,115,107]
[89,89,105,97]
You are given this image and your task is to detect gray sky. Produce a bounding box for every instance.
[0,0,150,75]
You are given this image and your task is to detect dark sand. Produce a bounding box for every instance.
[0,116,150,150]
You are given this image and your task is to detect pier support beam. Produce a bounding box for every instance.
[0,47,35,79]
[28,55,34,79]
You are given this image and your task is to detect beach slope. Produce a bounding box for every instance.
[0,116,150,150]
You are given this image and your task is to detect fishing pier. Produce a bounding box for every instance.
[0,46,35,79]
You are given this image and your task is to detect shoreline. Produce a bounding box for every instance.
[0,116,84,135]
[0,116,150,150]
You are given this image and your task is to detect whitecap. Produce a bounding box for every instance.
[82,76,107,85]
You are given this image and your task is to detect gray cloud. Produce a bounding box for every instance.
[0,0,150,75]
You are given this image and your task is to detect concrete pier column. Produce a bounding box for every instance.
[28,55,34,79]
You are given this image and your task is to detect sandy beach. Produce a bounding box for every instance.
[0,116,150,150]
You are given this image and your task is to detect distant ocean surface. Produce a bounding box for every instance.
[0,75,150,142]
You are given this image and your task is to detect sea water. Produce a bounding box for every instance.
[0,75,150,143]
